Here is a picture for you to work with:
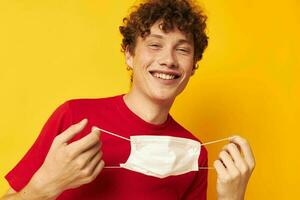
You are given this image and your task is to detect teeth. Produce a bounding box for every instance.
[152,72,176,80]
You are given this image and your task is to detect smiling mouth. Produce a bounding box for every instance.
[150,71,181,80]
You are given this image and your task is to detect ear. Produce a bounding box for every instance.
[191,68,196,76]
[191,63,198,76]
[125,47,133,69]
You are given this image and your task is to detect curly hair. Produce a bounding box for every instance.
[119,0,208,65]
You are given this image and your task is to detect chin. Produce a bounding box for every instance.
[149,90,177,104]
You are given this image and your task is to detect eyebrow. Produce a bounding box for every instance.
[147,34,164,39]
[147,34,193,45]
[177,39,192,46]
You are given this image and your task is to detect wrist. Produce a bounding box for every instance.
[19,181,57,200]
[218,196,244,200]
[22,170,61,200]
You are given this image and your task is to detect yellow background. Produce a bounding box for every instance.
[0,0,299,199]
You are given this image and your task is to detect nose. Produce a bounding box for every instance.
[158,48,178,68]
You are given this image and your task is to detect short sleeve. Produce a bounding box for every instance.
[182,146,208,200]
[5,101,74,192]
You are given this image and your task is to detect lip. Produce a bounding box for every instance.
[148,70,181,78]
[148,70,181,85]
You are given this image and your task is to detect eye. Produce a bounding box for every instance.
[148,43,162,49]
[176,48,190,54]
[177,48,188,52]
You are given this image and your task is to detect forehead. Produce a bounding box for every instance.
[142,21,194,44]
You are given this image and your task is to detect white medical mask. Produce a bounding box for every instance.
[120,135,201,178]
[95,127,232,179]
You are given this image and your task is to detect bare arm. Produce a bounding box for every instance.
[3,188,15,195]
[1,188,19,200]
[1,185,56,200]
[1,119,105,200]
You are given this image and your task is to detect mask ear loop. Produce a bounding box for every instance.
[95,127,236,170]
[95,127,131,141]
[201,136,236,146]
[198,136,238,170]
[94,127,131,169]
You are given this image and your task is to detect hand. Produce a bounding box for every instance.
[214,136,255,200]
[25,119,105,199]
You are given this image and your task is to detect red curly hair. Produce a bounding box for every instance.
[119,0,208,66]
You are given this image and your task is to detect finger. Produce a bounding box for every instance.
[68,127,101,156]
[92,127,102,139]
[90,159,105,180]
[83,150,103,174]
[224,143,248,173]
[81,159,105,184]
[55,118,88,144]
[230,136,255,169]
[77,142,102,169]
[219,150,240,177]
[223,140,241,152]
[214,160,229,180]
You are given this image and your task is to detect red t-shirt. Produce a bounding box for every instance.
[5,94,208,200]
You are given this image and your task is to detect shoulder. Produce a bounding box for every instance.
[54,94,124,127]
[61,94,123,112]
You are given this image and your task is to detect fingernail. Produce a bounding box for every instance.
[79,118,87,125]
[92,126,100,132]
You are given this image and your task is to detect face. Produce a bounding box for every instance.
[126,20,195,104]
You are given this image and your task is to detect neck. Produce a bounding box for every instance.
[123,91,174,125]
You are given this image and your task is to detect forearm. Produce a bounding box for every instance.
[1,191,56,200]
[1,175,61,200]
[1,192,54,200]
[217,191,245,200]
[218,197,243,200]
[1,185,58,200]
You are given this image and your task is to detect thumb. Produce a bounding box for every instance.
[57,118,88,143]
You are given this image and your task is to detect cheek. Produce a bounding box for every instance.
[181,60,194,74]
[133,52,156,68]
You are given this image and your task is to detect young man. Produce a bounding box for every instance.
[2,0,255,200]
